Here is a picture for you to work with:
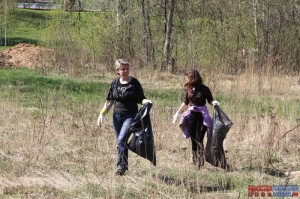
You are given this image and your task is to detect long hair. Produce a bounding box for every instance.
[184,69,203,89]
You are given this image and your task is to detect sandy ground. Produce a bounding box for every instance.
[0,43,56,69]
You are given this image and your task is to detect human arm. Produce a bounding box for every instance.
[136,81,152,105]
[175,102,187,114]
[173,90,189,123]
[97,100,114,127]
[205,86,220,106]
[172,102,187,123]
[101,99,114,114]
[133,78,149,105]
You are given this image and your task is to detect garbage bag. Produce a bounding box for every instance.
[205,106,233,169]
[127,103,156,166]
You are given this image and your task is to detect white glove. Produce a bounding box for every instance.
[97,114,104,127]
[172,112,179,123]
[212,100,220,106]
[142,99,152,104]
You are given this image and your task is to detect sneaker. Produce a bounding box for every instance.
[115,168,126,176]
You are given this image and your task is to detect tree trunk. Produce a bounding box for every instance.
[116,1,121,56]
[64,0,81,11]
[161,0,175,71]
[0,26,2,46]
[253,0,259,68]
[140,0,148,65]
[4,0,7,47]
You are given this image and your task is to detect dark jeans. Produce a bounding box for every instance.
[113,112,136,170]
[187,112,207,151]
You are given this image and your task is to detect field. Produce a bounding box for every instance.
[0,66,299,198]
[0,8,299,199]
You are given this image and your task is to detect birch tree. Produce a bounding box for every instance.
[0,0,9,46]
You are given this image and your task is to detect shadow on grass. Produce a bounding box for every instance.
[263,167,286,177]
[154,173,233,193]
[1,37,39,47]
[239,166,286,178]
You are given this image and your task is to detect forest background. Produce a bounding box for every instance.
[0,0,299,198]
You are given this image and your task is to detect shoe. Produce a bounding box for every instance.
[115,168,126,176]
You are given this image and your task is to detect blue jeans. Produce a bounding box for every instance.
[113,112,136,170]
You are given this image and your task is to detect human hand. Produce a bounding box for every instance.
[172,112,179,123]
[212,100,220,106]
[142,99,152,104]
[97,114,104,127]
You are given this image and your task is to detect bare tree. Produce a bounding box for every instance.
[161,0,175,71]
[140,0,149,64]
[3,0,8,47]
[64,0,82,11]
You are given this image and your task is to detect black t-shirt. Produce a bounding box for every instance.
[106,77,146,114]
[184,84,213,106]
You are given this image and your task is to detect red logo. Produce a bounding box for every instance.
[292,192,298,197]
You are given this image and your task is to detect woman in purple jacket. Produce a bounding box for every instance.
[172,69,219,169]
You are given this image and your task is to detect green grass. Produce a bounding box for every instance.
[0,67,108,107]
[0,9,52,49]
[0,67,186,108]
[0,156,13,173]
[1,67,299,119]
[0,8,113,50]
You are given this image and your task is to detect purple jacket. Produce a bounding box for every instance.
[179,106,212,139]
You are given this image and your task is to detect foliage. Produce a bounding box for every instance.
[2,1,300,74]
[0,4,299,197]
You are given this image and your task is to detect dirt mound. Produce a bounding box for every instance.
[0,43,56,68]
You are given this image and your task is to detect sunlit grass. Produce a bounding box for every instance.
[0,66,299,198]
[0,9,52,49]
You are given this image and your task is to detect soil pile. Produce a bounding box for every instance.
[0,43,56,68]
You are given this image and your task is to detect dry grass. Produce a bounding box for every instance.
[0,69,299,198]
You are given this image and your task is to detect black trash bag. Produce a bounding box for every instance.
[205,106,233,169]
[127,103,156,166]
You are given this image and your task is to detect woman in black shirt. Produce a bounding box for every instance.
[97,59,151,175]
[173,69,219,169]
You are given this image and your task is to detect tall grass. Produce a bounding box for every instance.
[0,66,299,198]
[0,7,299,198]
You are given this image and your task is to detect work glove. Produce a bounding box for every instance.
[142,99,152,104]
[172,112,179,123]
[212,100,220,106]
[97,114,104,127]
